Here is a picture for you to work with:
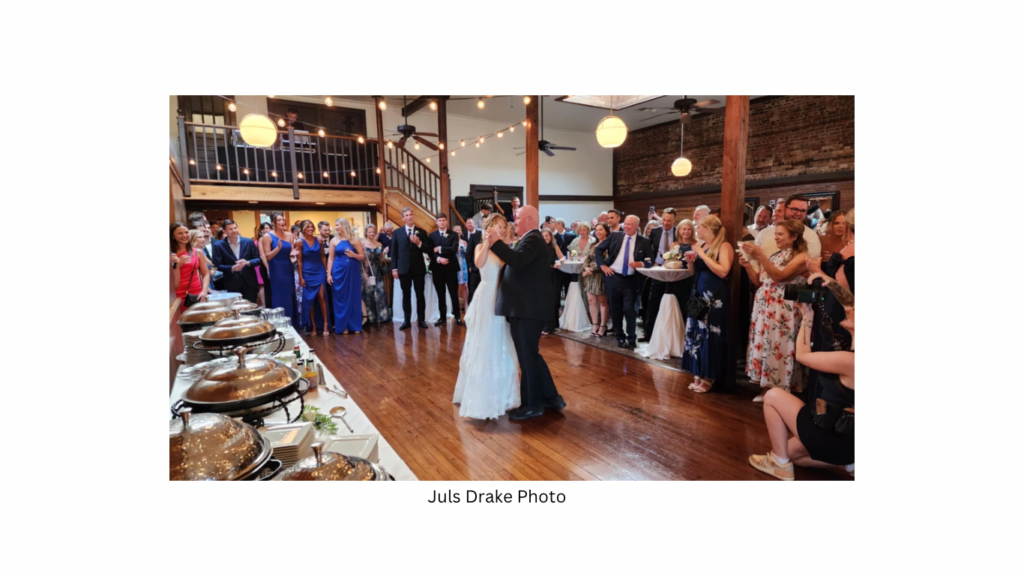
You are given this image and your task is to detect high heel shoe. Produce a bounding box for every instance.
[590,325,599,337]
[597,326,607,337]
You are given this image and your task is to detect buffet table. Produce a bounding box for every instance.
[557,261,591,332]
[634,267,693,360]
[391,273,455,324]
[170,324,418,481]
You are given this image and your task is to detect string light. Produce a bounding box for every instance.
[227,102,237,112]
[460,140,466,147]
[277,118,286,127]
[215,164,222,171]
[376,168,381,174]
[523,120,530,128]
[323,171,329,178]
[378,99,387,111]
[401,163,407,170]
[524,96,531,105]
[509,125,515,133]
[350,171,356,177]
[414,142,420,150]
[243,168,249,175]
[475,142,480,148]
[325,96,333,107]
[497,131,503,138]
[477,98,485,109]
[318,128,325,137]
[297,173,304,179]
[271,171,278,178]
[439,143,445,150]
[429,100,437,111]
[189,159,195,165]
[426,157,431,163]
[478,136,485,144]
[451,151,456,156]
[387,140,394,149]
[357,136,365,144]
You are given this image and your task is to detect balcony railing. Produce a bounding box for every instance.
[382,144,441,216]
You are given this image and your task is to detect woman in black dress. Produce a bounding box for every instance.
[748,277,855,480]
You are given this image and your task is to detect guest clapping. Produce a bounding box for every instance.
[680,216,734,393]
[170,222,209,308]
[740,219,810,401]
[748,279,855,480]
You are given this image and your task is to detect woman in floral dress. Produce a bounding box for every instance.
[739,219,810,402]
[681,216,734,393]
[360,224,391,325]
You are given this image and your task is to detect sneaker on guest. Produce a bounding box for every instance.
[748,452,794,481]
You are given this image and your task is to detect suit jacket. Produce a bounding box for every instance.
[553,230,575,254]
[595,232,655,276]
[212,237,260,292]
[491,229,558,321]
[648,226,678,264]
[465,230,483,273]
[378,232,391,252]
[428,228,460,273]
[390,226,433,276]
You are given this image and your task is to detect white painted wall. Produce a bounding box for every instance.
[177,96,613,222]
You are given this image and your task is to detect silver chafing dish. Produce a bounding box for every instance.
[170,408,278,480]
[275,442,390,481]
[178,301,234,331]
[200,309,276,347]
[179,347,303,413]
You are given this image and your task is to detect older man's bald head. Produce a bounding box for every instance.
[516,204,538,236]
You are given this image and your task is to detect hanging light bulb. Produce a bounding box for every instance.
[438,143,445,150]
[524,96,531,105]
[227,101,237,112]
[325,96,333,107]
[497,131,504,138]
[323,171,329,178]
[376,168,381,174]
[350,171,356,177]
[477,98,485,109]
[429,100,437,111]
[478,136,485,144]
[277,118,286,127]
[318,128,325,137]
[401,163,407,170]
[215,164,222,171]
[460,139,466,147]
[523,120,529,128]
[671,123,692,177]
[243,168,249,175]
[357,135,365,144]
[378,99,387,111]
[387,140,394,149]
[596,96,628,148]
[414,142,420,150]
[297,172,304,179]
[475,142,480,148]
[271,171,278,178]
[188,159,195,165]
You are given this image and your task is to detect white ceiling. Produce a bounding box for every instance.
[349,95,732,133]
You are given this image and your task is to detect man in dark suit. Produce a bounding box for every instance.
[463,218,483,305]
[213,219,261,303]
[428,213,462,326]
[595,214,654,349]
[390,207,433,329]
[551,218,576,300]
[640,208,678,343]
[378,222,392,252]
[489,205,564,420]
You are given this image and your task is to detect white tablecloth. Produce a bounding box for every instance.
[391,274,455,324]
[635,267,692,359]
[169,325,418,481]
[558,282,591,332]
[557,260,587,275]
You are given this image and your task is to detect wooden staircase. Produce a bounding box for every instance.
[381,144,444,233]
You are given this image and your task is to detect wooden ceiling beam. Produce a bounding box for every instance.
[401,96,449,118]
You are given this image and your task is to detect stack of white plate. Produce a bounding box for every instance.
[262,422,315,468]
[182,330,214,365]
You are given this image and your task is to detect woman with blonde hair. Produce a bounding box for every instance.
[360,223,390,325]
[327,218,366,334]
[670,219,698,325]
[740,219,810,401]
[819,210,853,261]
[582,222,611,337]
[680,215,734,393]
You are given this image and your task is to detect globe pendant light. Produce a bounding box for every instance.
[595,96,628,148]
[671,122,692,177]
[239,114,278,148]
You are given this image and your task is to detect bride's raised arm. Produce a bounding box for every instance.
[474,236,491,269]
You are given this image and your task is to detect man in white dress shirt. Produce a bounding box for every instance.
[748,206,772,237]
[754,195,821,259]
[595,215,655,349]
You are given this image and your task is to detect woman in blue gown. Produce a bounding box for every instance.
[680,216,734,394]
[327,218,365,335]
[260,213,296,325]
[297,220,329,335]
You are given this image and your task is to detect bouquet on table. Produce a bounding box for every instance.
[661,245,685,269]
[569,249,580,260]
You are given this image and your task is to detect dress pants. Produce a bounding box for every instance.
[399,273,426,322]
[508,317,559,410]
[432,265,460,320]
[606,273,639,341]
[467,270,481,305]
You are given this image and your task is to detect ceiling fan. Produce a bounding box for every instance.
[637,96,724,124]
[514,97,577,157]
[390,96,440,151]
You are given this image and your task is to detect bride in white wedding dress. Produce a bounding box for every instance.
[452,214,521,419]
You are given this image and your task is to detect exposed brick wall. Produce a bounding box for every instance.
[613,96,854,213]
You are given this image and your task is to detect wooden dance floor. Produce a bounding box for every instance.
[306,322,845,481]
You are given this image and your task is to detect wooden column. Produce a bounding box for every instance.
[438,97,450,216]
[374,97,388,223]
[525,96,540,207]
[720,95,750,389]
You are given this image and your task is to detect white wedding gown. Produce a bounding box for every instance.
[452,251,521,419]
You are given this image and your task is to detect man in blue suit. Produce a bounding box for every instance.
[213,219,261,304]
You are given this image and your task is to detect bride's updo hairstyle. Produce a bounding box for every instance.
[483,212,506,231]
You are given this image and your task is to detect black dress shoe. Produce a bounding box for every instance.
[508,406,545,420]
[627,339,637,349]
[435,319,445,327]
[617,338,628,348]
[418,320,428,329]
[637,336,650,343]
[455,318,464,326]
[543,395,566,411]
[399,322,411,330]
